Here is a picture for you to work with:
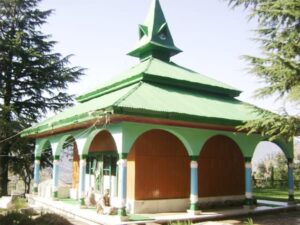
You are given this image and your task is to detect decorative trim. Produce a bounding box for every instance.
[244,157,252,162]
[245,192,252,198]
[118,159,127,167]
[119,153,128,160]
[53,186,58,192]
[118,207,127,217]
[190,194,198,204]
[119,198,126,208]
[33,187,38,193]
[190,161,198,168]
[24,113,245,139]
[245,162,252,169]
[52,191,58,198]
[189,156,198,161]
[79,191,85,199]
[80,154,88,160]
[80,159,87,166]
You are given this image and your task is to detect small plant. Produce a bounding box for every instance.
[244,218,254,225]
[9,198,28,211]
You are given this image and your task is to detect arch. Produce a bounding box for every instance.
[80,129,118,155]
[251,141,290,183]
[198,135,245,197]
[88,130,117,153]
[53,134,77,157]
[127,129,190,200]
[197,133,248,158]
[123,126,194,156]
[35,139,52,157]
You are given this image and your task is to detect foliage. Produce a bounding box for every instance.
[0,211,33,225]
[0,0,84,196]
[0,212,73,225]
[34,213,73,225]
[254,152,288,183]
[226,0,300,141]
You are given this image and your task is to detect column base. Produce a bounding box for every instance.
[79,198,85,207]
[187,203,201,215]
[243,198,255,209]
[187,209,201,215]
[115,215,129,222]
[118,207,127,217]
[52,191,58,200]
[33,187,38,195]
[288,195,295,203]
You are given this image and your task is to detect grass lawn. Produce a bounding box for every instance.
[254,188,300,203]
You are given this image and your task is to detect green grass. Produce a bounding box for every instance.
[129,214,153,221]
[254,188,300,203]
[59,198,80,206]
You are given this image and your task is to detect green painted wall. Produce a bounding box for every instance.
[34,121,294,161]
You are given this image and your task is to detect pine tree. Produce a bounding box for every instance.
[0,0,84,196]
[226,0,300,141]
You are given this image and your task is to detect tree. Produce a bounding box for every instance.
[226,0,300,141]
[0,0,84,196]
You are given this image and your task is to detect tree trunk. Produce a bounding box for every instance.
[0,143,10,196]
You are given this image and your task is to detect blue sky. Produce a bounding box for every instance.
[38,0,286,163]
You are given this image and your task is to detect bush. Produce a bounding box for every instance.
[34,213,73,225]
[0,211,33,225]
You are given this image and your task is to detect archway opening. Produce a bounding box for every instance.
[198,135,245,198]
[252,141,292,201]
[38,140,53,198]
[87,130,118,197]
[127,129,190,201]
[58,136,79,199]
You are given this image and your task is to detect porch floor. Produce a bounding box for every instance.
[27,195,300,225]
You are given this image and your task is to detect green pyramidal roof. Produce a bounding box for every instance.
[21,0,260,138]
[76,58,241,103]
[128,0,182,61]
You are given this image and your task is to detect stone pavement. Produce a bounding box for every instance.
[27,195,300,225]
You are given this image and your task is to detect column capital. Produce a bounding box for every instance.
[119,153,128,160]
[80,154,88,160]
[80,159,87,166]
[118,158,127,167]
[244,157,252,162]
[190,161,198,168]
[245,162,252,168]
[189,156,198,161]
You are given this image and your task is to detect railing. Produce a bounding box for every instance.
[253,178,300,189]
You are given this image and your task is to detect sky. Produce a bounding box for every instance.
[37,0,287,164]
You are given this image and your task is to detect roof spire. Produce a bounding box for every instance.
[128,0,182,62]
